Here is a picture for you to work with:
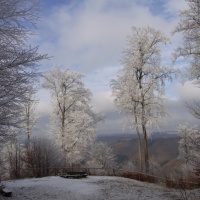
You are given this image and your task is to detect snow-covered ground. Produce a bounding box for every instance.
[0,176,195,200]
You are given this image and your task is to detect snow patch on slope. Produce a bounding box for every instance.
[2,176,181,200]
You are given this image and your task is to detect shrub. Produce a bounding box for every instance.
[121,172,157,183]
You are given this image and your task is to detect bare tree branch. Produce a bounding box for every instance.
[0,0,48,142]
[185,100,200,119]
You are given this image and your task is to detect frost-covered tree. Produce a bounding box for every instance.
[173,0,200,122]
[178,124,200,168]
[185,100,200,120]
[23,137,63,177]
[87,142,116,169]
[0,0,47,143]
[174,2,200,157]
[149,157,161,176]
[178,124,194,166]
[111,69,143,171]
[111,27,175,173]
[21,91,38,144]
[121,160,137,172]
[173,0,200,84]
[2,139,24,179]
[43,66,101,166]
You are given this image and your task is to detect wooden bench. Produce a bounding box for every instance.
[1,188,12,197]
[63,174,82,179]
[61,172,88,179]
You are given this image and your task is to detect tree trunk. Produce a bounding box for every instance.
[141,98,149,174]
[137,129,143,172]
[26,105,31,146]
[134,113,143,172]
[61,110,65,149]
[142,124,149,173]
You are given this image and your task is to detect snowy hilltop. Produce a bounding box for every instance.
[1,176,191,200]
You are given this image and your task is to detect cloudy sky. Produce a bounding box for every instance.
[33,0,200,136]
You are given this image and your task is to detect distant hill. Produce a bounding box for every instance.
[96,133,180,166]
[148,137,180,166]
[97,132,179,143]
[96,133,135,143]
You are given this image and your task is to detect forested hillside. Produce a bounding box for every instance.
[97,134,180,167]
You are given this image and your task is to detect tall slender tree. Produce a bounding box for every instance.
[111,27,175,173]
[43,66,102,166]
[22,91,38,144]
[178,124,200,179]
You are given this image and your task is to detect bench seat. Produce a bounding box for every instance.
[1,188,12,197]
[61,172,88,179]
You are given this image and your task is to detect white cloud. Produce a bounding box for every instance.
[91,80,200,134]
[83,65,120,93]
[91,91,115,113]
[33,0,200,135]
[36,89,51,115]
[175,81,200,101]
[165,0,188,14]
[36,0,178,73]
